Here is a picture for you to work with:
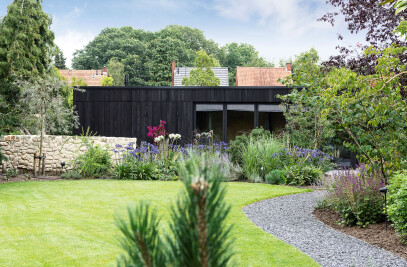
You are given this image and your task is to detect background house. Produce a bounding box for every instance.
[236,64,292,86]
[59,67,108,86]
[172,61,229,86]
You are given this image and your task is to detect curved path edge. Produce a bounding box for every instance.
[243,191,407,267]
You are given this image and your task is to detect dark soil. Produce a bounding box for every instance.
[313,208,407,261]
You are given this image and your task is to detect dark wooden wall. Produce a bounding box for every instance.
[73,86,291,141]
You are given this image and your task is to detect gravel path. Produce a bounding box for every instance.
[243,191,407,267]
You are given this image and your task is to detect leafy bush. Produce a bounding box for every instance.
[229,134,248,166]
[325,167,385,227]
[271,147,334,173]
[285,165,323,185]
[130,161,156,180]
[61,170,82,179]
[73,138,112,178]
[388,171,407,244]
[241,136,284,179]
[265,170,287,185]
[113,163,132,180]
[229,127,272,167]
[113,159,157,180]
[248,173,263,183]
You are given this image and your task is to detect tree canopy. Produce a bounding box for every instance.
[0,0,55,79]
[319,0,407,78]
[72,25,269,86]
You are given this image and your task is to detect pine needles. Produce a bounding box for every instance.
[116,152,235,267]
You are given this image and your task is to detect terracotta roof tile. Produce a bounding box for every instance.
[236,66,291,86]
[59,69,108,86]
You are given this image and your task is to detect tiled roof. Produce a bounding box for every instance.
[174,67,229,86]
[236,66,291,86]
[59,69,108,86]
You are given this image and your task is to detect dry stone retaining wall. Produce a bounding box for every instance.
[0,135,137,174]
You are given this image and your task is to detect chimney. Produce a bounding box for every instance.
[235,67,239,86]
[171,61,176,86]
[286,63,292,72]
[102,66,107,75]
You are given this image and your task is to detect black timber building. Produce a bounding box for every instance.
[73,86,292,142]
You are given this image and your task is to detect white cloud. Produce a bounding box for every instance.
[54,30,95,68]
[213,0,331,39]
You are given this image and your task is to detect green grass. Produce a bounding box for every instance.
[0,180,318,266]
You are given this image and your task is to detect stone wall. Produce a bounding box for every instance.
[0,135,137,174]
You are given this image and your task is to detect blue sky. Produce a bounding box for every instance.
[1,0,365,68]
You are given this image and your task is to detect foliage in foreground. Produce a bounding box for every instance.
[116,153,235,266]
[388,171,407,244]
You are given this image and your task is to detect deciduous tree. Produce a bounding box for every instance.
[107,58,125,86]
[219,43,271,86]
[182,50,220,86]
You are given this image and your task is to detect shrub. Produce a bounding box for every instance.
[241,135,284,179]
[131,161,156,180]
[326,167,385,227]
[113,160,157,180]
[229,134,248,166]
[285,165,323,185]
[73,138,112,178]
[229,127,272,167]
[388,171,407,244]
[61,170,82,179]
[265,170,287,185]
[248,173,263,183]
[113,163,132,180]
[271,147,335,173]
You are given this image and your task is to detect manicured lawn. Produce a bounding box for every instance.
[0,180,318,266]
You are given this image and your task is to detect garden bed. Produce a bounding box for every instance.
[313,207,407,261]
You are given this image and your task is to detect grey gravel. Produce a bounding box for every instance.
[243,191,407,267]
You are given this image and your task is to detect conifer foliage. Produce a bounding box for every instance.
[116,153,235,267]
[0,0,54,78]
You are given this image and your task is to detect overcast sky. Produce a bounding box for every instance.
[1,0,366,68]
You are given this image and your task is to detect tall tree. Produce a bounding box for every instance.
[147,36,192,86]
[182,50,220,86]
[107,58,125,86]
[54,47,67,70]
[0,0,55,134]
[0,0,55,79]
[219,43,271,86]
[279,48,335,150]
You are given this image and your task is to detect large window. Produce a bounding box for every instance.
[195,103,285,142]
[196,104,223,141]
[258,104,286,134]
[227,104,254,142]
